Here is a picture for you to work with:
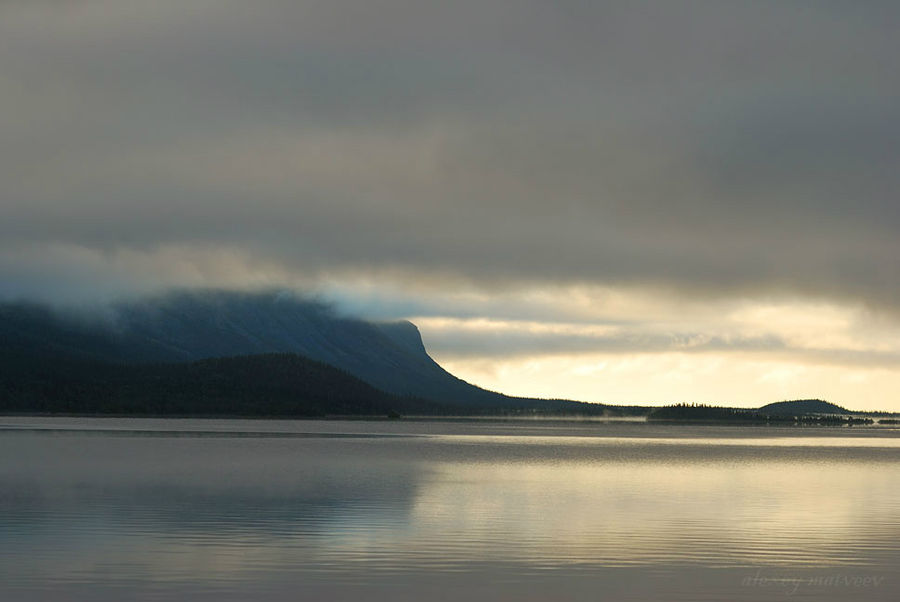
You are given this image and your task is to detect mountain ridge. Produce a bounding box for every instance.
[0,291,604,413]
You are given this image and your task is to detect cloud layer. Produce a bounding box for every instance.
[3,0,899,303]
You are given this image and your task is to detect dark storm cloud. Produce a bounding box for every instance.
[2,0,899,307]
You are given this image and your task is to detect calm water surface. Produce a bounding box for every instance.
[1,417,899,601]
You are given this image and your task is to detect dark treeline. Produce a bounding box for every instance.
[649,404,764,422]
[0,351,448,417]
[648,403,874,424]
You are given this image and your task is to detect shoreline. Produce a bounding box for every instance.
[2,412,898,427]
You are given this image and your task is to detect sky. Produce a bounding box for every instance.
[2,1,900,409]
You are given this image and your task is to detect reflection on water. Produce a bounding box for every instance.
[1,418,898,601]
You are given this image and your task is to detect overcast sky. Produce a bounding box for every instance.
[3,1,899,408]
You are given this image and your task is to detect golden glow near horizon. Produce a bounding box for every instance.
[438,352,898,410]
[401,285,900,411]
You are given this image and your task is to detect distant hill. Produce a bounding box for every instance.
[0,351,445,417]
[0,291,610,414]
[758,399,851,416]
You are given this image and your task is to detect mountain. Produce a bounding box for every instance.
[758,399,851,416]
[0,291,597,412]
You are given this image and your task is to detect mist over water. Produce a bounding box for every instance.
[2,418,899,601]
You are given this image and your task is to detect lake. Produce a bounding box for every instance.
[1,417,898,601]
